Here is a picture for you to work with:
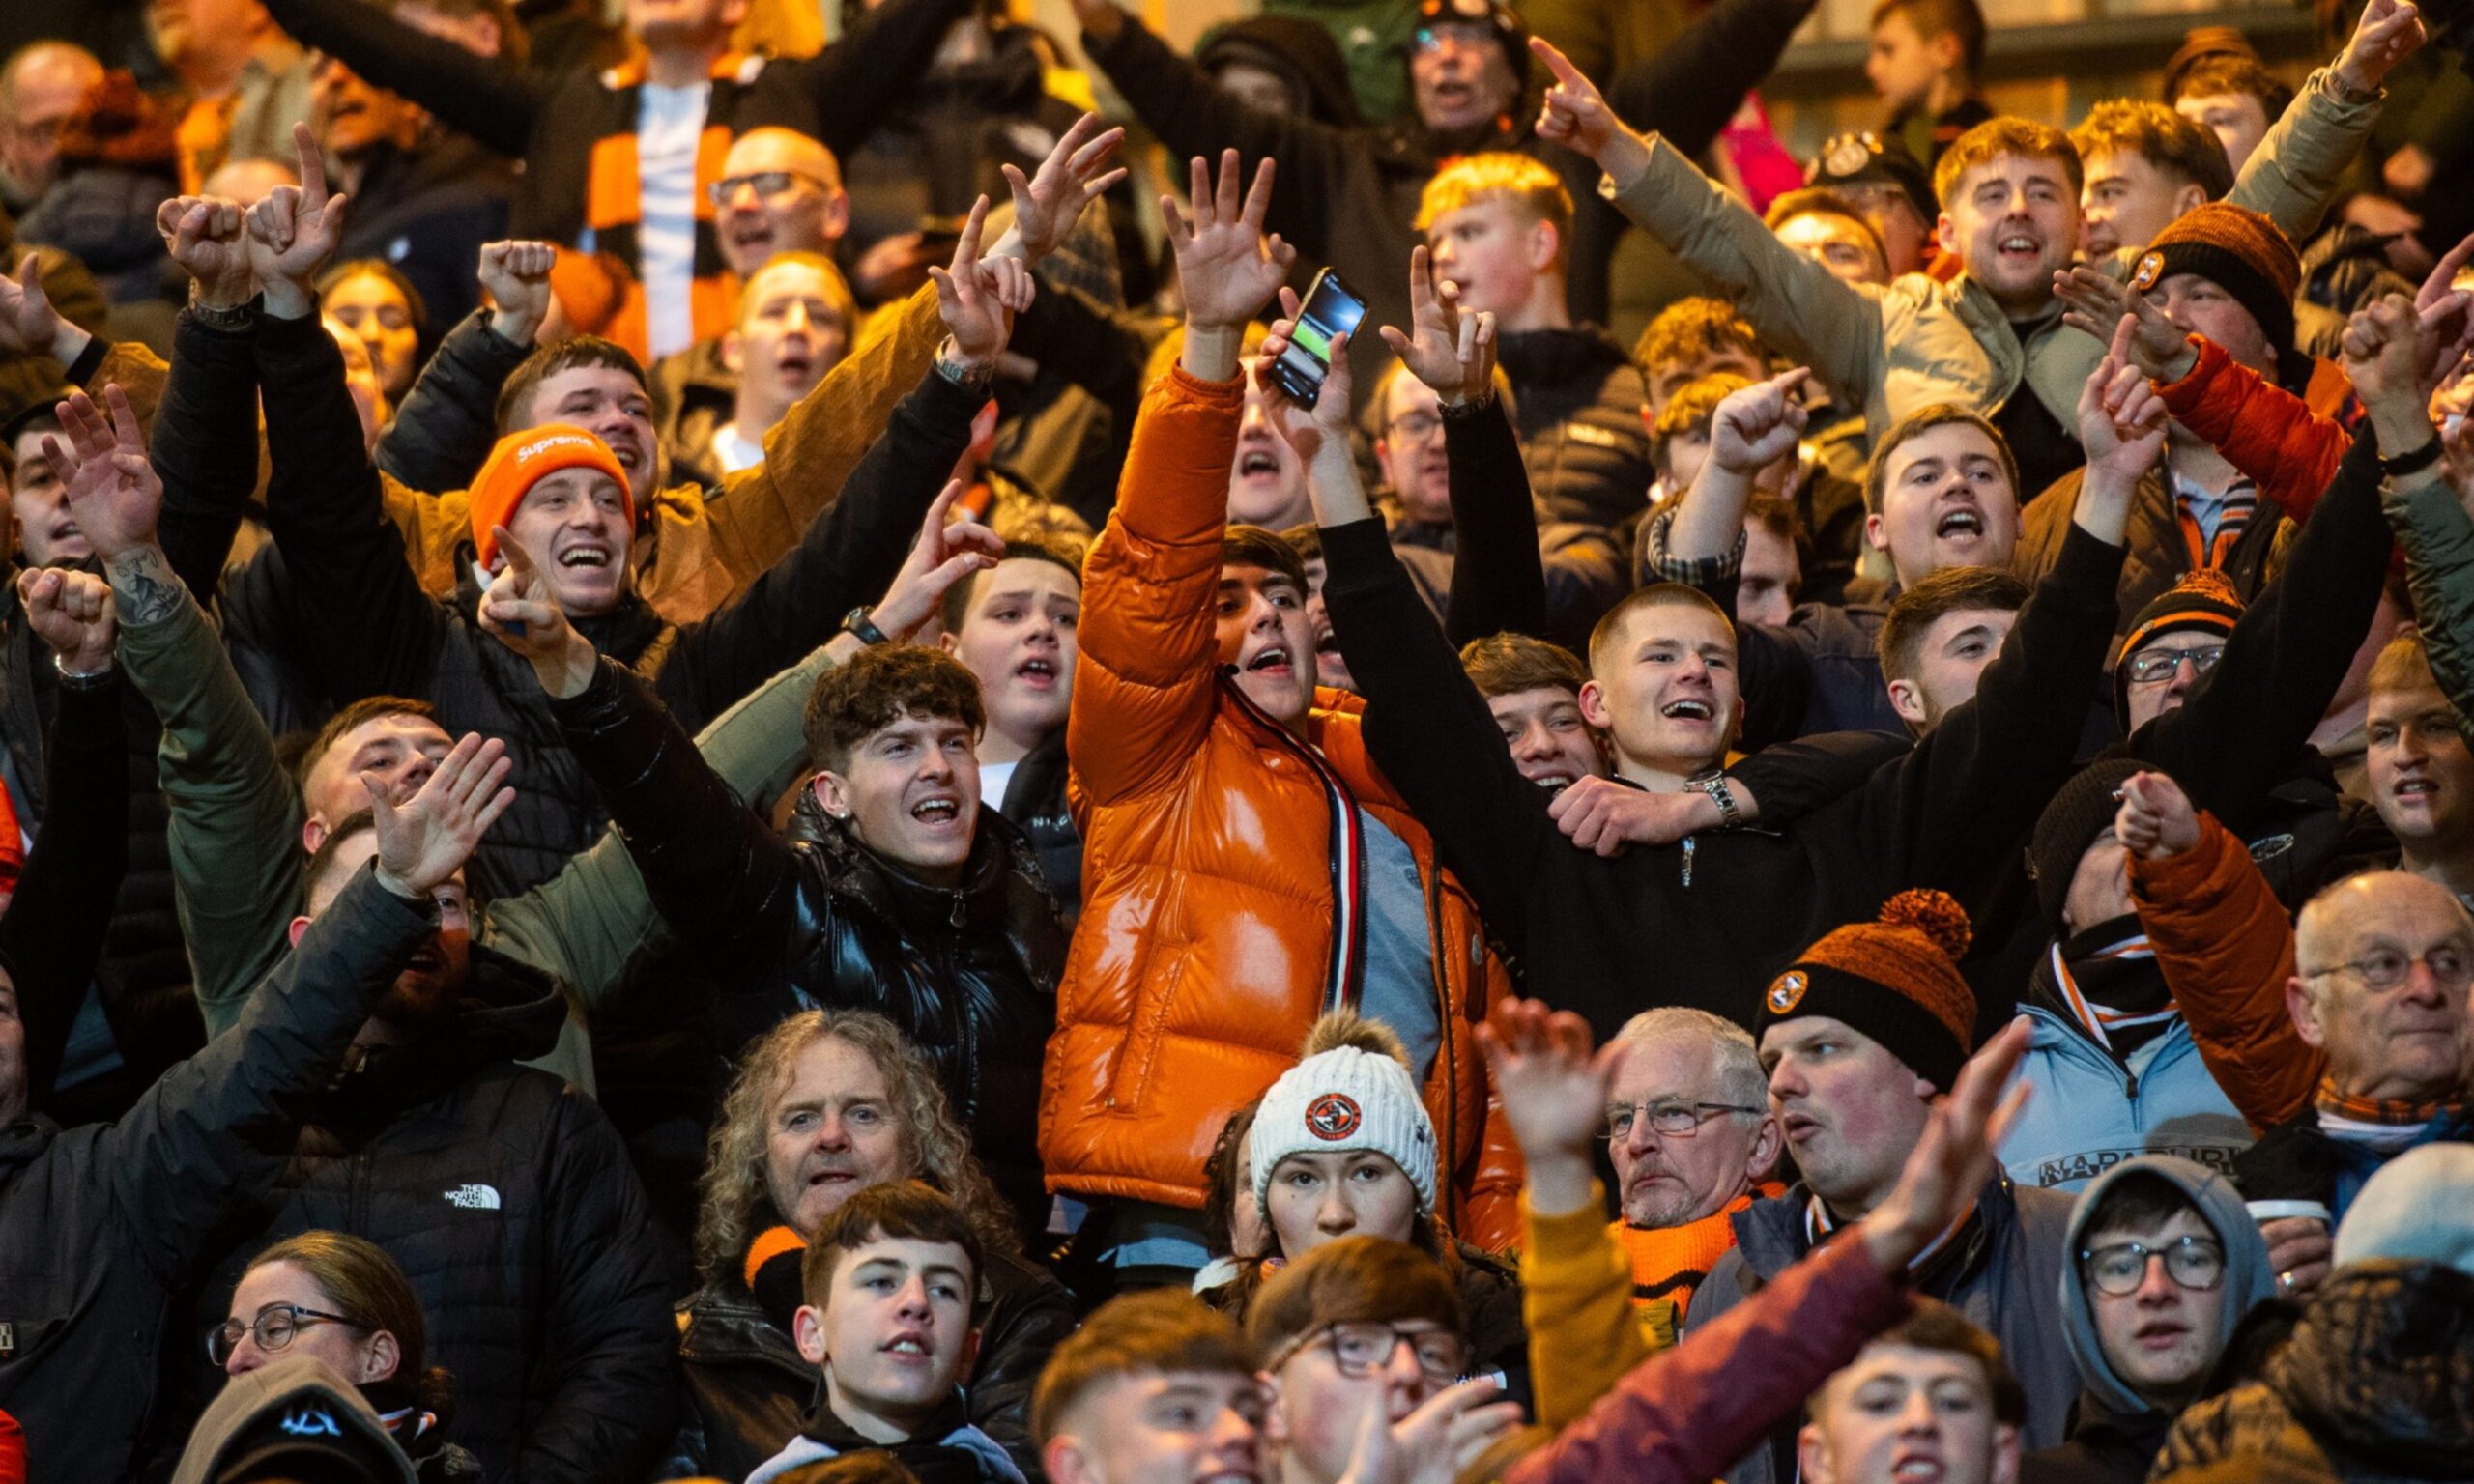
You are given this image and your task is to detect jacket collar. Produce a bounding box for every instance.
[320,943,567,1122]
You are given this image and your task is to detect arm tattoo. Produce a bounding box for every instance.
[108,545,189,627]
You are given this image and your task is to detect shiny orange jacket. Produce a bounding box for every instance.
[1044,364,1522,1250]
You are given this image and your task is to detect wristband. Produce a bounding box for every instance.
[841,607,892,647]
[187,284,258,329]
[2379,439,2444,479]
[53,654,115,688]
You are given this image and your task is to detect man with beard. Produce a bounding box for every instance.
[1534,0,2410,498]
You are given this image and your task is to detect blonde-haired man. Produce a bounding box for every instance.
[1416,152,1653,529]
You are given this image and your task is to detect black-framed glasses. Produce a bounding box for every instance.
[1271,1322,1466,1382]
[2304,943,2474,992]
[706,169,833,206]
[2078,1236,2226,1297]
[1386,410,1446,442]
[208,1304,364,1366]
[1603,1099,1765,1142]
[2123,644,2225,685]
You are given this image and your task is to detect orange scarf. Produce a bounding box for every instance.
[1612,1183,1782,1344]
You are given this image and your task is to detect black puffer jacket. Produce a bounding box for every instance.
[673,1245,1079,1481]
[995,727,1080,927]
[0,584,200,1115]
[245,305,975,896]
[549,655,1069,1241]
[0,868,431,1484]
[2152,1261,2474,1483]
[158,947,677,1484]
[1493,327,1656,534]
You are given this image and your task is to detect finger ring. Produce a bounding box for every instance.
[2278,1270,2294,1294]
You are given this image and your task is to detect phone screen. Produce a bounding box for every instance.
[1272,271,1367,403]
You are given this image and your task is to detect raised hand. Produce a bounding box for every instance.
[998,111,1128,263]
[156,193,254,310]
[0,255,72,359]
[245,122,351,318]
[16,568,115,677]
[866,480,1004,641]
[2115,770,2201,860]
[477,240,557,349]
[2334,0,2425,97]
[369,732,515,899]
[1711,368,1811,475]
[1337,1376,1520,1484]
[1377,246,1496,408]
[2078,316,2171,488]
[1532,38,1650,181]
[1858,1015,2033,1273]
[2055,265,2194,379]
[1167,151,1294,335]
[929,196,1026,372]
[1255,290,1353,466]
[2343,294,2448,466]
[44,385,164,561]
[477,528,597,697]
[1475,997,1623,1213]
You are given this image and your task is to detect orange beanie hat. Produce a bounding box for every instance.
[468,423,631,572]
[1756,890,1978,1092]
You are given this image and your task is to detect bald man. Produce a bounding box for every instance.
[0,42,103,213]
[2232,870,2474,1297]
[655,126,851,483]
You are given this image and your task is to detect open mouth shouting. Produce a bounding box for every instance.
[1659,698,1714,723]
[1890,1448,1948,1483]
[880,1328,935,1364]
[1933,502,1989,550]
[1236,446,1283,482]
[1992,228,2045,269]
[908,794,966,830]
[1245,644,1295,678]
[1014,654,1060,690]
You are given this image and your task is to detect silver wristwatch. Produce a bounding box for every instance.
[1685,773,1741,829]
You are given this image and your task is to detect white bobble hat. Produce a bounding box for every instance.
[1251,1011,1437,1217]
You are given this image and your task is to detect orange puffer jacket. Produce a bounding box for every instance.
[2154,334,2357,528]
[1044,364,1521,1251]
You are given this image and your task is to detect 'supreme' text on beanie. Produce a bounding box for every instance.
[1755,890,1978,1093]
[468,422,633,573]
[1251,1011,1439,1217]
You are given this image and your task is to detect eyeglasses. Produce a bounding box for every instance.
[2303,944,2474,992]
[2123,644,2225,685]
[2078,1236,2226,1297]
[1408,23,1497,55]
[1270,1322,1466,1382]
[706,169,833,207]
[1386,410,1446,442]
[208,1304,364,1366]
[1603,1099,1764,1142]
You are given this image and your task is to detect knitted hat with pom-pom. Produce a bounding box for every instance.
[1755,890,1979,1093]
[1252,1011,1438,1218]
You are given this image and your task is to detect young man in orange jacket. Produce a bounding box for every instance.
[1047,153,1520,1282]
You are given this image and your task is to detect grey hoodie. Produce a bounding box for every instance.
[2058,1155,2278,1420]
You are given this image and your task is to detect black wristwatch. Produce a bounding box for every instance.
[2379,439,2445,479]
[841,607,892,647]
[187,285,257,329]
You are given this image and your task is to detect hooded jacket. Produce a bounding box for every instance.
[2150,1260,2474,1483]
[156,946,677,1484]
[2020,1155,2278,1484]
[0,869,431,1483]
[1688,1176,2079,1484]
[1050,367,1522,1244]
[245,304,973,896]
[549,654,1067,1239]
[673,1244,1078,1482]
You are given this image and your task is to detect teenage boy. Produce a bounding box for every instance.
[938,538,1086,919]
[2363,634,2474,901]
[252,0,972,358]
[749,1181,1026,1484]
[2072,102,2237,260]
[1285,265,2141,1039]
[1417,152,1654,530]
[1535,4,2410,497]
[676,250,858,486]
[1798,1305,2026,1484]
[1698,893,2079,1482]
[1046,155,1518,1278]
[1460,633,1608,794]
[1032,1290,1264,1484]
[2019,1156,2275,1484]
[1865,0,1990,168]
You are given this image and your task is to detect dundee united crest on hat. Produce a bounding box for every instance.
[1767,971,1808,1014]
[1306,1093,1363,1141]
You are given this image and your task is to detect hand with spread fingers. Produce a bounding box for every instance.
[43,385,165,562]
[368,732,517,901]
[478,527,599,698]
[2054,265,2195,381]
[1378,246,1497,409]
[245,122,352,319]
[1476,996,1623,1214]
[1857,1016,2034,1272]
[998,111,1129,263]
[1168,151,1295,381]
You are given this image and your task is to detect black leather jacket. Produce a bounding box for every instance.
[551,657,1069,1240]
[672,1247,1078,1481]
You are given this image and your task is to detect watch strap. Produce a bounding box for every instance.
[841,607,892,647]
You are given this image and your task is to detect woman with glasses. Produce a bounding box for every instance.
[212,1231,480,1482]
[1195,1012,1533,1410]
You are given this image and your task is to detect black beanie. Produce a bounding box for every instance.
[2029,759,2147,935]
[2114,567,2245,722]
[1196,16,1365,129]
